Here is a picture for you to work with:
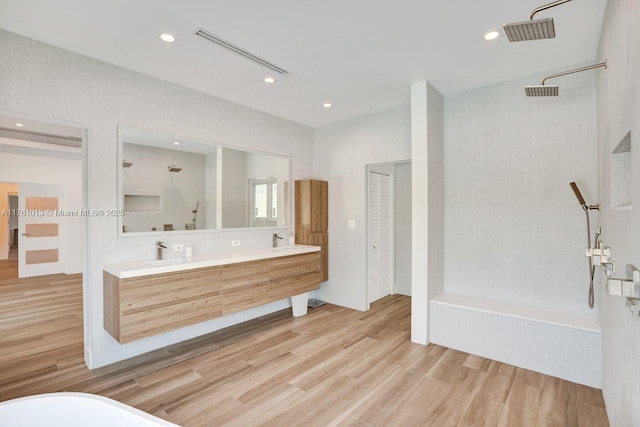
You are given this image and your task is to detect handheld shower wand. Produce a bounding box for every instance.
[192,201,199,230]
[569,182,586,208]
[569,182,599,309]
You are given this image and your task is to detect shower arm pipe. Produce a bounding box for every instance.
[540,61,607,86]
[529,0,573,20]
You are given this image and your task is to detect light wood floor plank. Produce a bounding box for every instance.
[0,259,609,426]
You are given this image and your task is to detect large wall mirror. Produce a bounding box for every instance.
[117,126,290,235]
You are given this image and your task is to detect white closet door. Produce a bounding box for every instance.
[368,171,392,304]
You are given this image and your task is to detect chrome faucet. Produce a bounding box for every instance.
[156,241,167,260]
[272,233,283,248]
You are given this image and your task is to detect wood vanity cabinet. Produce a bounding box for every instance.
[295,180,328,281]
[220,260,270,316]
[104,252,321,344]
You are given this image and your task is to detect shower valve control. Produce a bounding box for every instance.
[586,242,614,272]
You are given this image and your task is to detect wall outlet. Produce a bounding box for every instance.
[231,240,241,247]
[348,219,356,229]
[172,244,184,252]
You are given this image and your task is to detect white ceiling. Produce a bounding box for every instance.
[0,0,607,127]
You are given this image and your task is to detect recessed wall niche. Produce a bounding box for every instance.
[611,131,631,211]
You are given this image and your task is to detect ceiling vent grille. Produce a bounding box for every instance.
[194,28,291,76]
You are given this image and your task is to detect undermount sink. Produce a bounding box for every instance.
[143,259,185,266]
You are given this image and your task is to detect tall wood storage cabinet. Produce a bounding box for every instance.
[295,180,328,281]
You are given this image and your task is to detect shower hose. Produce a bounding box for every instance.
[584,208,595,309]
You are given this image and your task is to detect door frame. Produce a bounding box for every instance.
[365,163,395,309]
[0,109,90,367]
[8,192,18,249]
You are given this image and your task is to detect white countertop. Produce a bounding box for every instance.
[104,245,321,279]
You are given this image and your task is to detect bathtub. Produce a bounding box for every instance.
[0,393,179,427]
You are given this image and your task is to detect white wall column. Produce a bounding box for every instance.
[410,81,444,344]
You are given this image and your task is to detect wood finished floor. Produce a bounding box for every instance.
[0,259,609,426]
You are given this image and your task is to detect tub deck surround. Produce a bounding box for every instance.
[103,245,321,344]
[430,292,602,388]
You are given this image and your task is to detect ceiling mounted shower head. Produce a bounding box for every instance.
[503,0,572,42]
[168,165,182,173]
[122,160,133,168]
[525,85,559,96]
[503,18,555,42]
[524,61,607,97]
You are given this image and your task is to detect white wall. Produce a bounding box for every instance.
[410,81,444,344]
[444,66,597,313]
[596,0,640,424]
[204,150,218,228]
[0,151,82,272]
[313,106,411,310]
[221,148,248,228]
[394,161,411,296]
[0,29,313,368]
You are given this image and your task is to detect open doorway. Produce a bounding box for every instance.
[0,111,89,365]
[0,113,85,280]
[366,160,412,307]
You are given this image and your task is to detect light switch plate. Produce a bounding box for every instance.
[348,219,356,229]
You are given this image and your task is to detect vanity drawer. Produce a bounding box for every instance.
[269,270,321,301]
[268,252,321,280]
[120,267,222,312]
[222,282,270,315]
[221,260,269,288]
[120,294,223,342]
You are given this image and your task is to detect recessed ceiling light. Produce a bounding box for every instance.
[263,77,276,84]
[173,141,181,145]
[15,123,24,127]
[484,31,499,41]
[160,33,176,43]
[323,103,332,108]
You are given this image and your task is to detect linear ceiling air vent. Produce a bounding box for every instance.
[194,28,292,76]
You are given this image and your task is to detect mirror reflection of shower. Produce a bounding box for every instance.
[569,182,599,309]
[192,201,199,230]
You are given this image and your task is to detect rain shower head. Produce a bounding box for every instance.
[168,165,182,173]
[525,85,559,97]
[503,18,555,42]
[503,0,572,42]
[570,182,586,207]
[525,62,607,97]
[122,160,133,168]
